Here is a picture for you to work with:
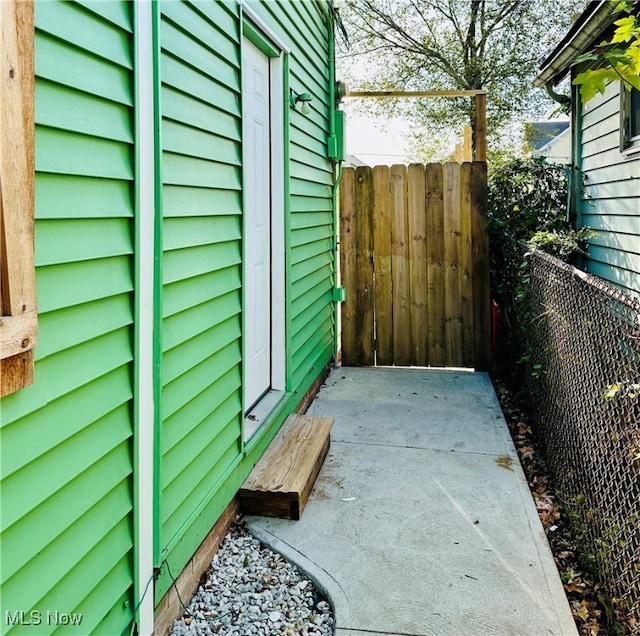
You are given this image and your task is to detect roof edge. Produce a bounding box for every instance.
[533,1,614,88]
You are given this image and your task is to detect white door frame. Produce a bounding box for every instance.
[241,13,287,438]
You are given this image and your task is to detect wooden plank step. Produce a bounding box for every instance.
[239,414,334,520]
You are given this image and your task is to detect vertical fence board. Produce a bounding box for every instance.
[390,165,411,366]
[355,167,375,365]
[407,164,428,366]
[426,164,446,366]
[373,166,393,365]
[459,163,474,367]
[339,167,357,365]
[443,163,463,367]
[470,162,491,371]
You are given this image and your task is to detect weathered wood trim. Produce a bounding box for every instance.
[1,0,36,396]
[0,350,34,398]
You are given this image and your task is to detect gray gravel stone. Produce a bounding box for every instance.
[171,518,334,636]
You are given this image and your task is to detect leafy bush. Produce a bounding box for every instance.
[487,157,593,387]
[488,157,569,242]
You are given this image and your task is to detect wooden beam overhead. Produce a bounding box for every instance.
[347,89,487,98]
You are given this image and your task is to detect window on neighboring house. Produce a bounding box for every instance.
[1,0,37,397]
[621,86,640,151]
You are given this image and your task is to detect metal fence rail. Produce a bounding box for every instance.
[525,249,640,633]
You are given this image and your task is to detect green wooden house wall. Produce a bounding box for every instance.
[0,1,337,634]
[576,81,640,299]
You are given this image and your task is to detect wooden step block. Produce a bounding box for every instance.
[239,414,334,520]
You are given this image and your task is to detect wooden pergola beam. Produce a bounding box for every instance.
[346,90,487,98]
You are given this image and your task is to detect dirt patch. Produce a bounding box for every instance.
[495,455,514,471]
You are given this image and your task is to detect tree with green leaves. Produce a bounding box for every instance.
[573,0,640,102]
[338,0,582,158]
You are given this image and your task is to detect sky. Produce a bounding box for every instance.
[343,108,413,166]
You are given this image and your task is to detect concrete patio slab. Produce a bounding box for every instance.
[247,367,577,636]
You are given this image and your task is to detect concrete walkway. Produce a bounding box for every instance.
[247,367,577,636]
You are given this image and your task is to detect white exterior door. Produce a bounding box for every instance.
[243,38,272,411]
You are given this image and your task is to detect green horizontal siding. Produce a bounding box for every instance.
[35,174,133,219]
[579,81,640,298]
[163,296,241,356]
[36,218,133,266]
[157,0,244,600]
[252,0,335,390]
[36,80,133,142]
[163,242,242,285]
[161,427,240,542]
[162,89,241,142]
[163,185,241,218]
[36,33,132,106]
[35,1,132,67]
[163,266,241,318]
[162,120,242,165]
[2,2,336,630]
[0,3,136,635]
[163,365,242,453]
[163,216,241,251]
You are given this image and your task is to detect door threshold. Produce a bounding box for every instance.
[244,390,286,441]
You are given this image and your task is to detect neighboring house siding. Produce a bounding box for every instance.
[1,2,136,634]
[158,0,244,593]
[533,128,571,165]
[580,81,640,297]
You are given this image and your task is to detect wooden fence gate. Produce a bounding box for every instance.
[339,162,491,370]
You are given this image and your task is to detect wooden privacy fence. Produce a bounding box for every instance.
[339,163,490,370]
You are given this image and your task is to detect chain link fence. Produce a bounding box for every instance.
[524,249,640,633]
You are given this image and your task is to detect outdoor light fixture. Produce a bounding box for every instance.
[290,89,313,114]
[336,80,349,103]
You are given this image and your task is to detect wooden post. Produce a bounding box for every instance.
[473,94,487,161]
[470,162,491,371]
[1,0,37,397]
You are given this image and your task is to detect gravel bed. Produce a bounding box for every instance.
[171,518,334,636]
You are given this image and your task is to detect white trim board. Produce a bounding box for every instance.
[133,1,155,634]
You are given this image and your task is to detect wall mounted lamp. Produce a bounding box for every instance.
[290,89,313,114]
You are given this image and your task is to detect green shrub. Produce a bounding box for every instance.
[488,156,569,243]
[487,157,593,387]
